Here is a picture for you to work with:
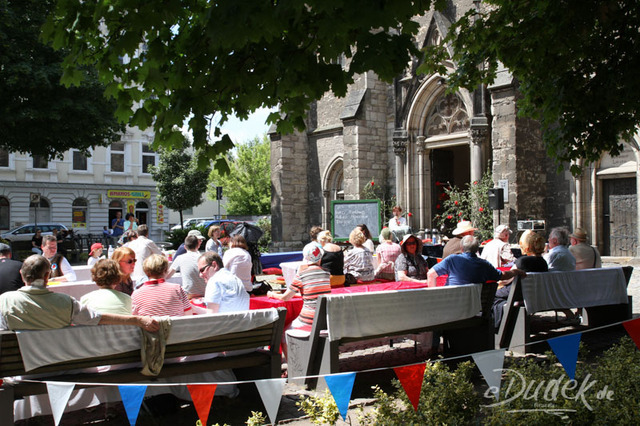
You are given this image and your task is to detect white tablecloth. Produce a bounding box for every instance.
[280,261,304,287]
[15,308,280,372]
[521,267,628,313]
[325,284,482,341]
[47,280,98,300]
[72,265,93,282]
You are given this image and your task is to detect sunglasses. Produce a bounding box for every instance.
[405,241,417,246]
[121,259,136,264]
[199,263,212,274]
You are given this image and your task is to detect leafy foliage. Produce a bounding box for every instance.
[297,390,342,425]
[358,361,480,425]
[434,168,494,240]
[421,0,640,174]
[256,217,272,254]
[208,136,271,216]
[0,0,123,159]
[149,138,210,227]
[41,0,448,168]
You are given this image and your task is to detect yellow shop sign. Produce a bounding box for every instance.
[107,190,151,199]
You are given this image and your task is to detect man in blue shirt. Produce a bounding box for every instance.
[111,211,125,240]
[427,236,526,286]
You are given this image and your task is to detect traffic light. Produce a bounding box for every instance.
[216,186,223,200]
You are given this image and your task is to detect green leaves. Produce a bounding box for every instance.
[42,0,441,171]
[208,135,271,215]
[150,137,211,213]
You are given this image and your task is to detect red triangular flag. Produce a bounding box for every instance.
[623,318,640,349]
[187,384,217,424]
[394,363,426,411]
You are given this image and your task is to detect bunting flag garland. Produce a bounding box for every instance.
[118,385,147,426]
[46,382,75,426]
[188,384,217,425]
[324,372,356,421]
[255,378,287,425]
[472,349,506,401]
[393,363,427,411]
[623,318,640,349]
[24,317,640,425]
[547,333,582,380]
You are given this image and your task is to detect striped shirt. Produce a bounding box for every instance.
[131,279,192,316]
[375,242,402,274]
[343,247,375,281]
[289,265,331,326]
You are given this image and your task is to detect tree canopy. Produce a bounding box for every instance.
[0,0,123,159]
[42,0,443,167]
[422,0,640,174]
[40,1,639,172]
[208,136,270,215]
[149,138,211,227]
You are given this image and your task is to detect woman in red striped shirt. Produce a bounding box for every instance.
[132,254,192,317]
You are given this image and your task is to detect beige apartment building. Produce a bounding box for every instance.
[0,126,170,241]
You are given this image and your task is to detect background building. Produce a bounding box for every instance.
[270,1,639,256]
[0,126,170,241]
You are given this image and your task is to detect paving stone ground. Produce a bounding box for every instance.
[18,257,639,425]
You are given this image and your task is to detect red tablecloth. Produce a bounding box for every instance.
[249,280,431,329]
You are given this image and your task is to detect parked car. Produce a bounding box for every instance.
[171,217,217,231]
[0,223,78,254]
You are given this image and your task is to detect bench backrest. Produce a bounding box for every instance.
[0,308,286,378]
[317,284,495,343]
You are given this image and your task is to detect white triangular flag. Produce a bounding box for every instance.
[46,382,75,426]
[472,349,506,401]
[255,378,286,424]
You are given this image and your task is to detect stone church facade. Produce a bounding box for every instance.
[270,1,640,256]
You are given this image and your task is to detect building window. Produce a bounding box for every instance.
[72,150,88,171]
[0,150,8,167]
[142,143,156,173]
[72,198,88,229]
[110,142,125,172]
[32,155,48,169]
[0,197,9,230]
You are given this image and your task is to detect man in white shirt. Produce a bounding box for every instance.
[198,252,249,313]
[167,234,207,297]
[480,225,516,268]
[127,224,162,282]
[41,235,76,282]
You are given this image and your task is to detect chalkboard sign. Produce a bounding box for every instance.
[331,199,381,242]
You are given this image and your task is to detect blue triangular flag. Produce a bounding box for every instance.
[324,372,356,420]
[548,333,581,380]
[118,385,147,426]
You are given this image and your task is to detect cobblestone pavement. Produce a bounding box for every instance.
[22,258,638,425]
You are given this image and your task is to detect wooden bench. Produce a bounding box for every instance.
[497,267,632,355]
[287,283,497,389]
[0,308,286,422]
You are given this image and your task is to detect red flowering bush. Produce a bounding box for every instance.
[434,168,494,240]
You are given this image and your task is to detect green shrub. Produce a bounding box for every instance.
[256,217,271,253]
[297,390,342,425]
[358,361,480,425]
[245,411,268,426]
